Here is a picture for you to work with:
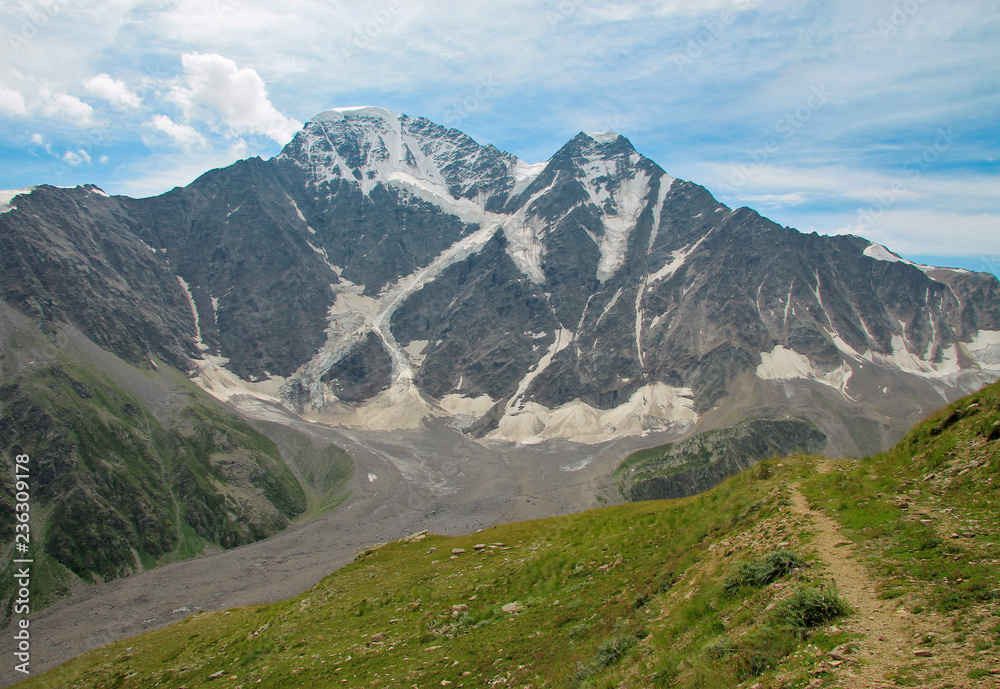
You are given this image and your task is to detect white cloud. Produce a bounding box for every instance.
[85,73,142,111]
[835,210,1000,258]
[582,0,763,23]
[737,192,809,207]
[62,149,92,166]
[40,90,96,127]
[0,85,28,116]
[171,52,301,145]
[149,114,208,150]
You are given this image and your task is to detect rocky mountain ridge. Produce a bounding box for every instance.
[2,106,999,455]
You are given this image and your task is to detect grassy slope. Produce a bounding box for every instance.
[615,418,827,501]
[16,383,1000,689]
[0,313,337,620]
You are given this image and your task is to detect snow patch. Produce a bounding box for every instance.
[0,187,35,214]
[585,131,621,144]
[594,287,624,330]
[176,276,209,352]
[825,329,865,360]
[403,339,429,369]
[305,239,340,274]
[756,345,853,397]
[874,335,960,378]
[281,221,501,412]
[438,393,495,417]
[511,160,547,196]
[863,243,970,276]
[647,176,675,252]
[190,354,288,403]
[507,329,574,411]
[576,151,652,282]
[649,234,708,285]
[501,177,559,283]
[756,346,816,381]
[634,280,646,368]
[965,330,1000,371]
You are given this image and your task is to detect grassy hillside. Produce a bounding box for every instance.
[616,418,826,501]
[0,308,346,621]
[15,383,1000,688]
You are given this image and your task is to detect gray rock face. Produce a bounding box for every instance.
[2,108,999,453]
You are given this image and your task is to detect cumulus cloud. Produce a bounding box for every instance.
[149,114,208,150]
[0,85,28,116]
[171,52,301,145]
[85,73,142,111]
[40,90,96,127]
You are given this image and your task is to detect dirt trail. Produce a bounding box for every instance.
[789,462,991,688]
[789,483,911,687]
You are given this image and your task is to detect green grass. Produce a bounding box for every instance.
[801,381,1000,617]
[18,454,847,689]
[15,382,1000,688]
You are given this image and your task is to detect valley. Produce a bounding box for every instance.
[7,380,999,688]
[0,390,672,685]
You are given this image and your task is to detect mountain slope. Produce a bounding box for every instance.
[0,305,316,621]
[616,418,827,501]
[1,108,998,456]
[18,381,999,689]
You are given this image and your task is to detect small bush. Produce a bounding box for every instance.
[723,550,806,595]
[574,632,636,683]
[775,586,850,630]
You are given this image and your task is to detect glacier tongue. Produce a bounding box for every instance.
[280,220,504,411]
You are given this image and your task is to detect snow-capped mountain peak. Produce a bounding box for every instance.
[311,105,400,122]
[5,108,998,454]
[279,107,533,213]
[583,130,623,144]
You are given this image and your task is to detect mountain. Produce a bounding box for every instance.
[0,304,324,623]
[2,106,998,459]
[17,380,1000,688]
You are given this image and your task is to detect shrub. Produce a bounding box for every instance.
[573,632,636,683]
[774,586,850,630]
[723,550,806,595]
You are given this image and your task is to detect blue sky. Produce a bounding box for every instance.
[1,0,998,274]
